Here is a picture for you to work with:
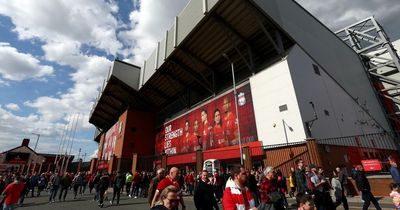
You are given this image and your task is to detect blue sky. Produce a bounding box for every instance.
[0,0,398,161]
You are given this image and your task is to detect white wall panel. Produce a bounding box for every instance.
[250,59,307,146]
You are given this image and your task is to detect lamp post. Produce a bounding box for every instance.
[282,119,289,145]
[222,53,243,165]
[282,119,294,158]
[31,133,40,152]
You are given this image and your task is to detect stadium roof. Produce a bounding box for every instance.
[89,0,295,133]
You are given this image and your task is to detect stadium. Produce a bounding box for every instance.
[88,0,400,194]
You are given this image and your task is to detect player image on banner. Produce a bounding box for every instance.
[222,96,238,145]
[200,109,211,150]
[211,109,226,149]
[192,119,201,150]
[155,83,258,155]
[181,120,192,153]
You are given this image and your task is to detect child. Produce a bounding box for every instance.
[390,183,400,210]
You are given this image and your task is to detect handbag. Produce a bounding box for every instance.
[268,191,282,203]
[258,203,276,210]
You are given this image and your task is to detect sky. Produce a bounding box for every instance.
[0,0,399,161]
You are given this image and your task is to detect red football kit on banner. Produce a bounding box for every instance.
[224,112,238,145]
[213,125,225,148]
[202,121,211,150]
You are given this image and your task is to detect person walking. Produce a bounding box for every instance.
[294,159,308,195]
[48,171,61,203]
[247,169,259,207]
[93,171,101,201]
[72,172,83,199]
[352,165,382,210]
[29,171,39,197]
[389,156,400,185]
[194,170,219,210]
[309,165,334,210]
[80,172,87,195]
[125,172,133,197]
[1,175,25,210]
[18,174,30,207]
[148,168,165,206]
[37,173,47,197]
[58,172,72,202]
[111,171,125,205]
[289,167,296,197]
[331,170,349,210]
[98,171,110,208]
[222,165,257,210]
[259,166,284,210]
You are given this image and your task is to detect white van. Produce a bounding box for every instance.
[203,159,220,174]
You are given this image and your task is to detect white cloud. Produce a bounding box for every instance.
[0,0,122,55]
[0,0,124,158]
[118,0,189,65]
[296,0,400,39]
[90,149,98,158]
[5,103,20,111]
[0,78,10,86]
[0,42,53,81]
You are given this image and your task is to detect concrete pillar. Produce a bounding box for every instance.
[47,163,52,172]
[306,138,323,168]
[196,149,203,174]
[131,153,138,174]
[161,153,167,170]
[38,162,43,174]
[76,158,83,173]
[117,158,122,172]
[243,146,252,170]
[89,158,98,174]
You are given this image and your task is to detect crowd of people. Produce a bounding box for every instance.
[1,157,400,210]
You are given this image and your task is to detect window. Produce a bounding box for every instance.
[313,64,320,75]
[279,104,288,112]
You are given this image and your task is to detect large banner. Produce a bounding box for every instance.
[155,83,258,155]
[101,121,121,161]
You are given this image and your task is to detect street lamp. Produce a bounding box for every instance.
[222,53,243,165]
[282,119,294,158]
[31,133,41,152]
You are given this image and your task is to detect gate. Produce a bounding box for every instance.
[137,154,162,172]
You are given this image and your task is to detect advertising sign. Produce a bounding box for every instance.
[5,152,30,164]
[101,121,121,161]
[155,83,258,155]
[361,159,382,172]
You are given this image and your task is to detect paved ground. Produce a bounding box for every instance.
[16,190,394,210]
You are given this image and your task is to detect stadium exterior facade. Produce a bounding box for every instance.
[88,0,399,175]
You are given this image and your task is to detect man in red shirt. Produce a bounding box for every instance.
[223,166,257,210]
[151,167,185,209]
[2,174,25,210]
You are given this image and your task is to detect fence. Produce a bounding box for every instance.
[263,132,399,177]
[264,141,309,177]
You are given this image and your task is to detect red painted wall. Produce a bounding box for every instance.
[121,109,155,158]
